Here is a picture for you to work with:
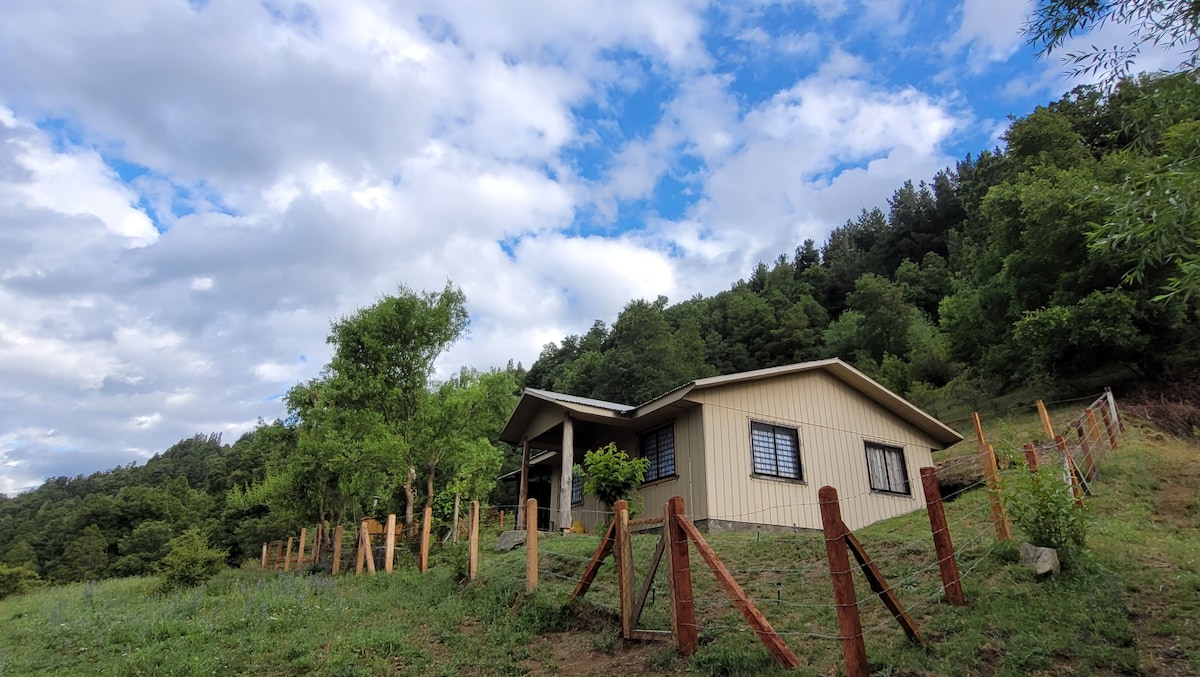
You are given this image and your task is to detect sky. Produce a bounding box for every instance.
[0,0,1174,494]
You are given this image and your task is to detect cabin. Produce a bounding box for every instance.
[499,358,963,533]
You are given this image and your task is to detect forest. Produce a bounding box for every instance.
[2,71,1198,588]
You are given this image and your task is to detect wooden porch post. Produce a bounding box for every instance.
[517,439,530,530]
[560,414,574,531]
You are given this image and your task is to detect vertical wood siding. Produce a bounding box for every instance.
[691,371,939,531]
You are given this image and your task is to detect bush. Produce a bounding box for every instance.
[160,528,227,589]
[1004,465,1087,561]
[0,563,39,600]
[575,442,649,510]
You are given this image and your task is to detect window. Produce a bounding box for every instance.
[865,442,910,495]
[571,469,584,505]
[640,424,676,482]
[750,422,802,480]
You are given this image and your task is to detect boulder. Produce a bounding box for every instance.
[494,530,527,552]
[1019,542,1061,577]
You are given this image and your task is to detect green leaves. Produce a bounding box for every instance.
[575,443,649,509]
[1004,465,1088,563]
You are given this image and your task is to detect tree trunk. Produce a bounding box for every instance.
[425,461,437,510]
[403,469,416,535]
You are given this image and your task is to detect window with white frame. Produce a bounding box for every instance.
[865,442,910,495]
[750,421,802,480]
[640,424,675,482]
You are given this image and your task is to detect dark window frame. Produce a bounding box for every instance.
[639,423,676,483]
[571,468,584,505]
[749,421,803,481]
[864,441,911,496]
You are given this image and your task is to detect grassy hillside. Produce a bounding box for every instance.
[2,414,1197,676]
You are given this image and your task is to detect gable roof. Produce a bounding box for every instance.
[500,358,964,447]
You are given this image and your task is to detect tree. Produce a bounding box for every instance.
[159,528,226,588]
[59,525,108,581]
[1025,0,1200,84]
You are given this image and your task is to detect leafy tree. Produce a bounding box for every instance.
[1025,0,1200,83]
[59,525,109,581]
[159,528,226,589]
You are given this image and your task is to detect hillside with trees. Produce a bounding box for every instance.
[525,73,1200,411]
[2,72,1198,588]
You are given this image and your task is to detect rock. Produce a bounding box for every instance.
[1019,542,1061,577]
[494,530,527,552]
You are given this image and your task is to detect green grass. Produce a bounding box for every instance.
[3,415,1197,676]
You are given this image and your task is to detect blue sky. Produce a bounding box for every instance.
[0,0,1173,493]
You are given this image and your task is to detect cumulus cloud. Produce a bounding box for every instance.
[0,0,995,492]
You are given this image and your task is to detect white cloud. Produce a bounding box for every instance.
[0,0,981,494]
[946,0,1032,67]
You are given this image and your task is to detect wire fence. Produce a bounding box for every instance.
[253,391,1124,675]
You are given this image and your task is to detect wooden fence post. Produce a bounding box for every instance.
[332,525,344,574]
[820,486,868,677]
[500,510,505,531]
[273,540,284,570]
[920,468,965,606]
[665,496,697,656]
[614,500,634,639]
[1056,435,1087,504]
[1099,405,1119,449]
[452,494,461,543]
[419,506,433,573]
[468,501,480,581]
[311,524,321,565]
[297,529,308,569]
[1022,443,1039,473]
[1036,399,1055,439]
[384,514,397,573]
[284,537,294,571]
[526,498,538,592]
[1085,409,1104,450]
[260,542,268,570]
[1073,421,1097,481]
[982,443,1012,541]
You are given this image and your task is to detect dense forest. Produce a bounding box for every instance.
[2,72,1198,586]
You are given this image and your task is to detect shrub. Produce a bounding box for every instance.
[1004,465,1087,561]
[0,563,39,600]
[160,528,227,589]
[575,442,649,510]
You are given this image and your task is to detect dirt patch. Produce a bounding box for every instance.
[521,632,682,676]
[1125,369,1200,442]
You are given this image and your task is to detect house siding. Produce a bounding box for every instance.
[691,370,939,531]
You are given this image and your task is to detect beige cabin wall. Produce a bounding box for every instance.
[633,406,707,521]
[691,370,937,531]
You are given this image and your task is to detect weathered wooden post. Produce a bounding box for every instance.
[1036,399,1055,438]
[1085,408,1104,450]
[468,500,480,581]
[384,514,397,573]
[820,486,868,677]
[920,468,965,606]
[452,494,461,543]
[332,525,344,574]
[1099,405,1119,449]
[284,537,294,571]
[419,506,433,573]
[1022,443,1039,473]
[982,443,1012,541]
[297,529,308,569]
[665,496,697,656]
[614,500,634,639]
[260,542,268,570]
[526,498,538,592]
